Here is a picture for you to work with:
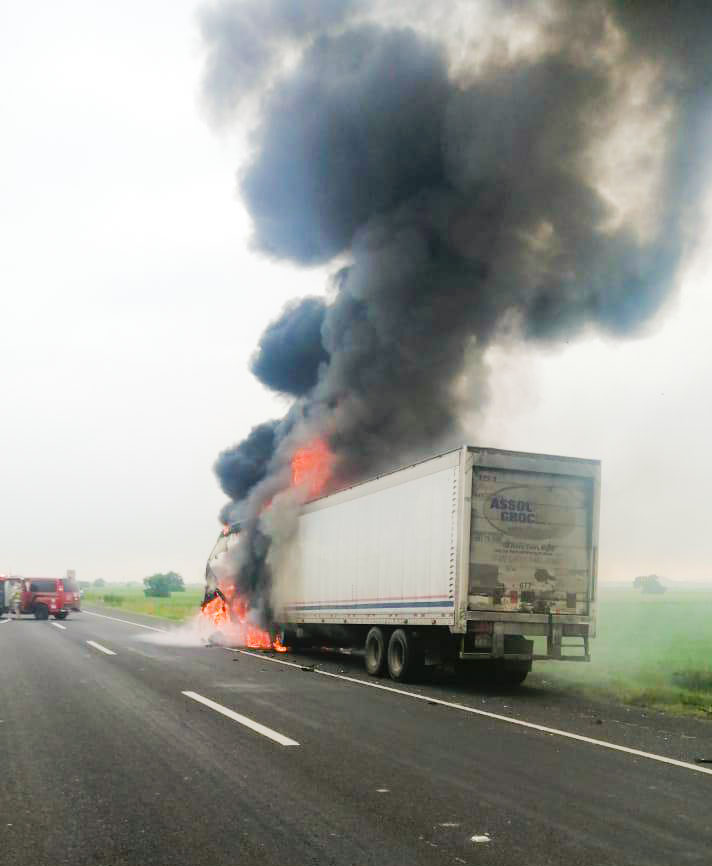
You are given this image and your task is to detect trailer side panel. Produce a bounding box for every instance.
[276,451,460,627]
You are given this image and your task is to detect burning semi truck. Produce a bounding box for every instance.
[203,445,600,685]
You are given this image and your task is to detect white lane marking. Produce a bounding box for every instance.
[51,622,67,630]
[86,640,116,656]
[82,615,712,778]
[0,618,11,625]
[471,835,491,843]
[233,649,712,778]
[181,691,299,747]
[230,648,304,669]
[81,610,166,633]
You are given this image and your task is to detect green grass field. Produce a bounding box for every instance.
[538,587,712,717]
[84,583,712,716]
[83,585,204,621]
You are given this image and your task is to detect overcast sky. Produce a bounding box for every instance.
[2,0,711,585]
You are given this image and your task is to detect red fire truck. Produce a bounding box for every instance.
[0,575,80,619]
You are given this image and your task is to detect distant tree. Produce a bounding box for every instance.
[79,581,91,589]
[144,575,170,597]
[163,572,185,592]
[143,572,184,597]
[93,578,106,588]
[633,575,667,594]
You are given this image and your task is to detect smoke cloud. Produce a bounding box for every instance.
[204,0,712,619]
[214,419,280,503]
[250,297,329,395]
[241,26,450,263]
[200,0,364,119]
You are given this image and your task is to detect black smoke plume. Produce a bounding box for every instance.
[214,419,280,504]
[250,297,329,396]
[204,0,712,617]
[200,0,363,120]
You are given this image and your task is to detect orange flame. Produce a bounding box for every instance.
[291,438,333,499]
[201,588,287,652]
[272,633,288,653]
[201,594,229,629]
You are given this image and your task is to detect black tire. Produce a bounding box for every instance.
[364,627,387,677]
[387,629,424,683]
[34,604,49,620]
[496,661,530,687]
[279,628,309,652]
[54,612,68,620]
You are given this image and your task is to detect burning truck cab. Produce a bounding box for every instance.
[204,523,235,596]
[202,524,286,651]
[201,526,237,629]
[204,445,600,686]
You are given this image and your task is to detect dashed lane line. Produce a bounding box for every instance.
[182,691,299,746]
[86,640,116,656]
[78,611,712,778]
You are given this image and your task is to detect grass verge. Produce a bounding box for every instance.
[537,588,712,717]
[83,586,203,622]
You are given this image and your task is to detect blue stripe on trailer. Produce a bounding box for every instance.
[285,600,454,611]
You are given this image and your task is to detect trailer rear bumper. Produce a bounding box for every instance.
[460,611,592,662]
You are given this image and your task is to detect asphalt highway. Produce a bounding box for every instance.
[1,609,711,866]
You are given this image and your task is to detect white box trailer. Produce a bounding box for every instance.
[269,446,600,684]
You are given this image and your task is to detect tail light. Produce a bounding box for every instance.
[473,622,493,648]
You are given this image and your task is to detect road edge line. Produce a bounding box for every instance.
[234,649,712,778]
[80,617,712,777]
[81,610,167,632]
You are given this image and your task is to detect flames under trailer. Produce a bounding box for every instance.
[269,445,600,685]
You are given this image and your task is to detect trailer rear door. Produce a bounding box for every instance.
[469,465,594,615]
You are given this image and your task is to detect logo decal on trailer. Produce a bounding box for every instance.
[483,485,577,540]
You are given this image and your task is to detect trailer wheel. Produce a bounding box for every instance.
[387,629,423,683]
[496,661,530,687]
[34,604,49,620]
[364,627,387,677]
